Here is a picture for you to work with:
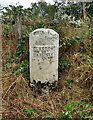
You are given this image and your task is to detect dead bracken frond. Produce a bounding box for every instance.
[2,10,93,118]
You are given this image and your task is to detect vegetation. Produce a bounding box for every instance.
[1,0,93,119]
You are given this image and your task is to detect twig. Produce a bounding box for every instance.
[3,75,22,99]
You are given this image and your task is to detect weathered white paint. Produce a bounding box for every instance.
[29,28,59,84]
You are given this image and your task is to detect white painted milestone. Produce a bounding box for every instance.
[29,28,59,85]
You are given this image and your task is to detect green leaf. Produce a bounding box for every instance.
[46,113,52,118]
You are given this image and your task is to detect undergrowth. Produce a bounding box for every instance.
[2,15,93,118]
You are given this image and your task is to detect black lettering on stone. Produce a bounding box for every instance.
[33,46,55,60]
[42,47,44,50]
[39,47,41,50]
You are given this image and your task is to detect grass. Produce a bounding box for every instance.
[1,19,93,118]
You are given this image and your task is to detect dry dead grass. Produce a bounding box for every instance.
[1,23,93,118]
[2,71,86,118]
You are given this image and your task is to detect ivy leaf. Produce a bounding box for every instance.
[46,113,52,118]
